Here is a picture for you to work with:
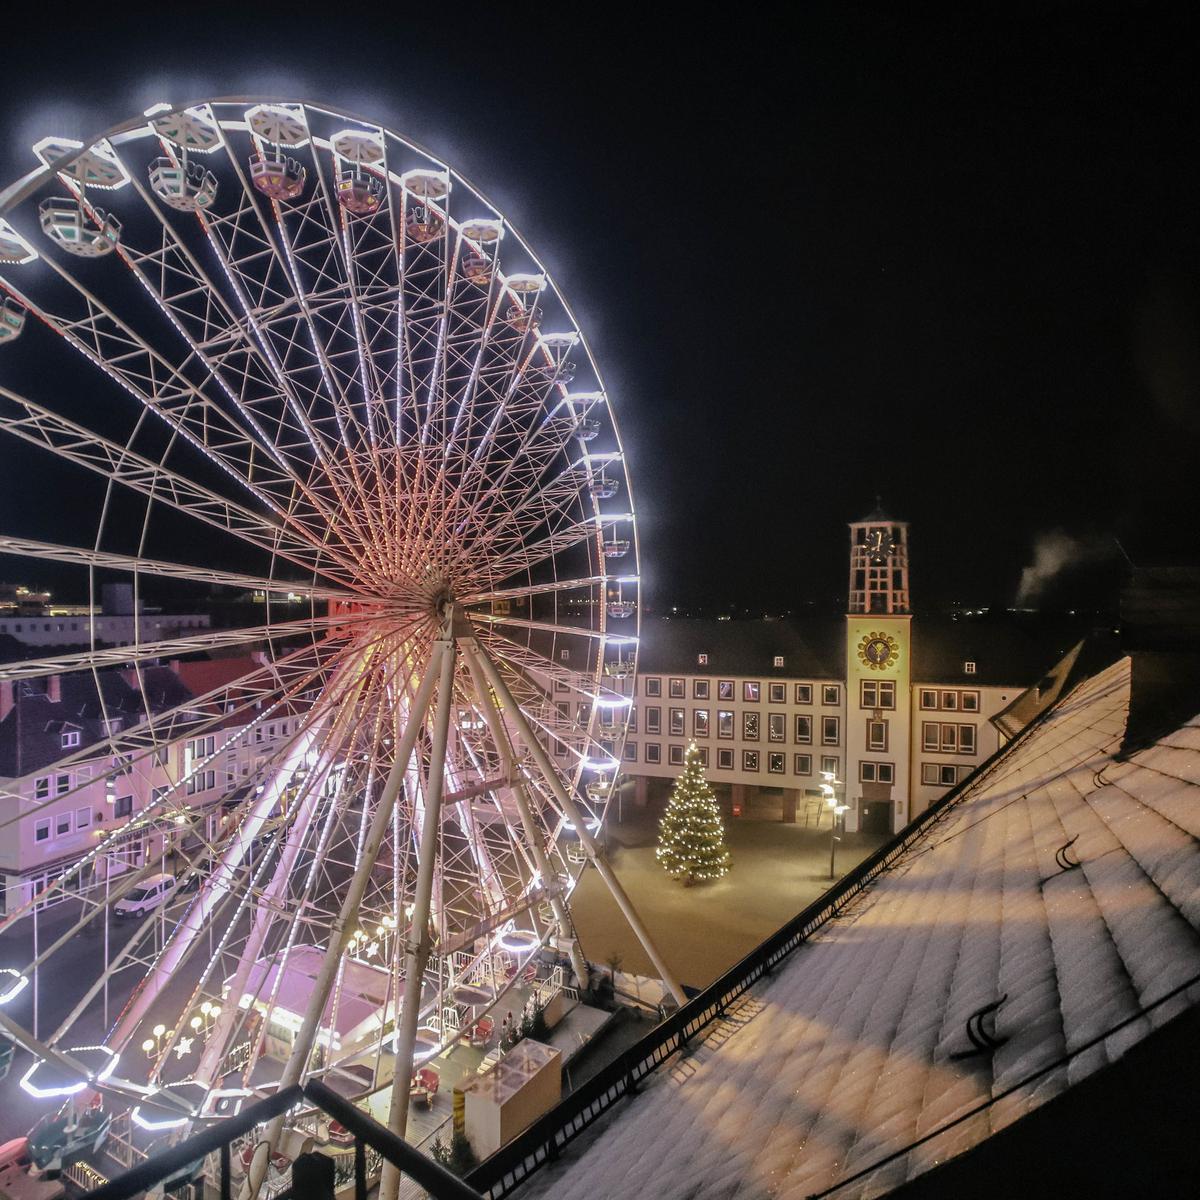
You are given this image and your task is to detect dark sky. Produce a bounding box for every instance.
[1,2,1197,614]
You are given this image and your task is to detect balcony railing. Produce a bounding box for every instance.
[85,1078,481,1200]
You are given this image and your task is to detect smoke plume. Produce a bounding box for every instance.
[1016,529,1114,606]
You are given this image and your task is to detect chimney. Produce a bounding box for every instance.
[46,675,62,704]
[0,680,13,723]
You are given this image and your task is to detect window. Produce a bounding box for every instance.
[961,691,980,713]
[114,795,133,818]
[940,723,958,752]
[923,762,960,786]
[768,682,786,704]
[693,679,710,700]
[768,713,786,742]
[920,689,938,709]
[186,769,216,796]
[767,752,784,774]
[820,755,840,777]
[743,681,760,702]
[717,748,734,770]
[822,684,840,706]
[743,712,759,740]
[556,701,570,722]
[860,680,896,709]
[34,818,51,842]
[717,710,734,739]
[624,741,637,761]
[628,706,638,733]
[669,744,685,766]
[696,746,709,768]
[554,679,567,693]
[188,735,216,759]
[861,761,895,784]
[646,706,661,734]
[55,812,72,837]
[794,753,812,775]
[959,724,977,754]
[34,776,50,800]
[773,656,785,668]
[940,691,958,711]
[795,684,813,705]
[645,743,661,764]
[669,678,685,699]
[53,773,70,796]
[964,661,977,675]
[560,649,570,661]
[923,721,940,751]
[867,720,888,751]
[794,714,812,744]
[669,708,685,737]
[61,729,81,749]
[697,654,709,666]
[693,709,709,737]
[76,807,92,830]
[743,750,760,772]
[645,677,661,697]
[822,716,840,744]
[718,680,734,700]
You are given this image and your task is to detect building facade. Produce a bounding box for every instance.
[623,511,1072,834]
[0,656,300,917]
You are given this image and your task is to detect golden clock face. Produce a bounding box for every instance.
[857,631,899,671]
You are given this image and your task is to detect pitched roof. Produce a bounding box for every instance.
[637,618,845,679]
[910,617,1092,686]
[523,656,1200,1199]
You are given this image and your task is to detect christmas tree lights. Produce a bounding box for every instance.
[656,742,732,885]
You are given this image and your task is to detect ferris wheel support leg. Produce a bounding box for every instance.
[462,638,589,988]
[242,641,447,1200]
[471,643,687,1008]
[379,623,457,1200]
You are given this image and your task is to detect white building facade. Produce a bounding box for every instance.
[624,511,1067,834]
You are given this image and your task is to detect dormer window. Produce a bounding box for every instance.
[964,661,977,675]
[61,729,81,749]
[773,656,784,668]
[697,653,708,666]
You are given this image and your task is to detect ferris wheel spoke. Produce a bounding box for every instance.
[0,533,356,601]
[0,229,312,528]
[0,384,364,585]
[98,140,382,542]
[0,612,374,684]
[473,511,632,589]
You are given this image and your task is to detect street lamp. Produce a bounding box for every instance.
[820,772,849,879]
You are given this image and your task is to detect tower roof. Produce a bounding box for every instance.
[855,495,902,524]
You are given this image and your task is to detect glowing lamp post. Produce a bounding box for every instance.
[821,772,849,879]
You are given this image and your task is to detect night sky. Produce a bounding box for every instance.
[0,2,1197,614]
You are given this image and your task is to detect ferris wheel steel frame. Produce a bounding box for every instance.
[0,96,679,1182]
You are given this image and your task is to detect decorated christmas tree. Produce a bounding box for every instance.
[656,742,732,885]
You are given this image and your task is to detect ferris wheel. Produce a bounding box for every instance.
[0,98,683,1185]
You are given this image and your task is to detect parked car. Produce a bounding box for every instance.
[113,873,177,918]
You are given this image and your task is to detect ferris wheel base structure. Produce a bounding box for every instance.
[0,97,679,1192]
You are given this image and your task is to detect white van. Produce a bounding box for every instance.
[113,873,177,918]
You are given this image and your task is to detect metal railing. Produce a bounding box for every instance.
[465,714,1049,1199]
[84,1079,482,1200]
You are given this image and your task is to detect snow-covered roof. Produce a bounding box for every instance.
[523,656,1200,1199]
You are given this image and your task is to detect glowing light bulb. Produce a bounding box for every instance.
[152,1024,166,1038]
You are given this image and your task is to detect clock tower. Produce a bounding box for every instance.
[845,505,912,835]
